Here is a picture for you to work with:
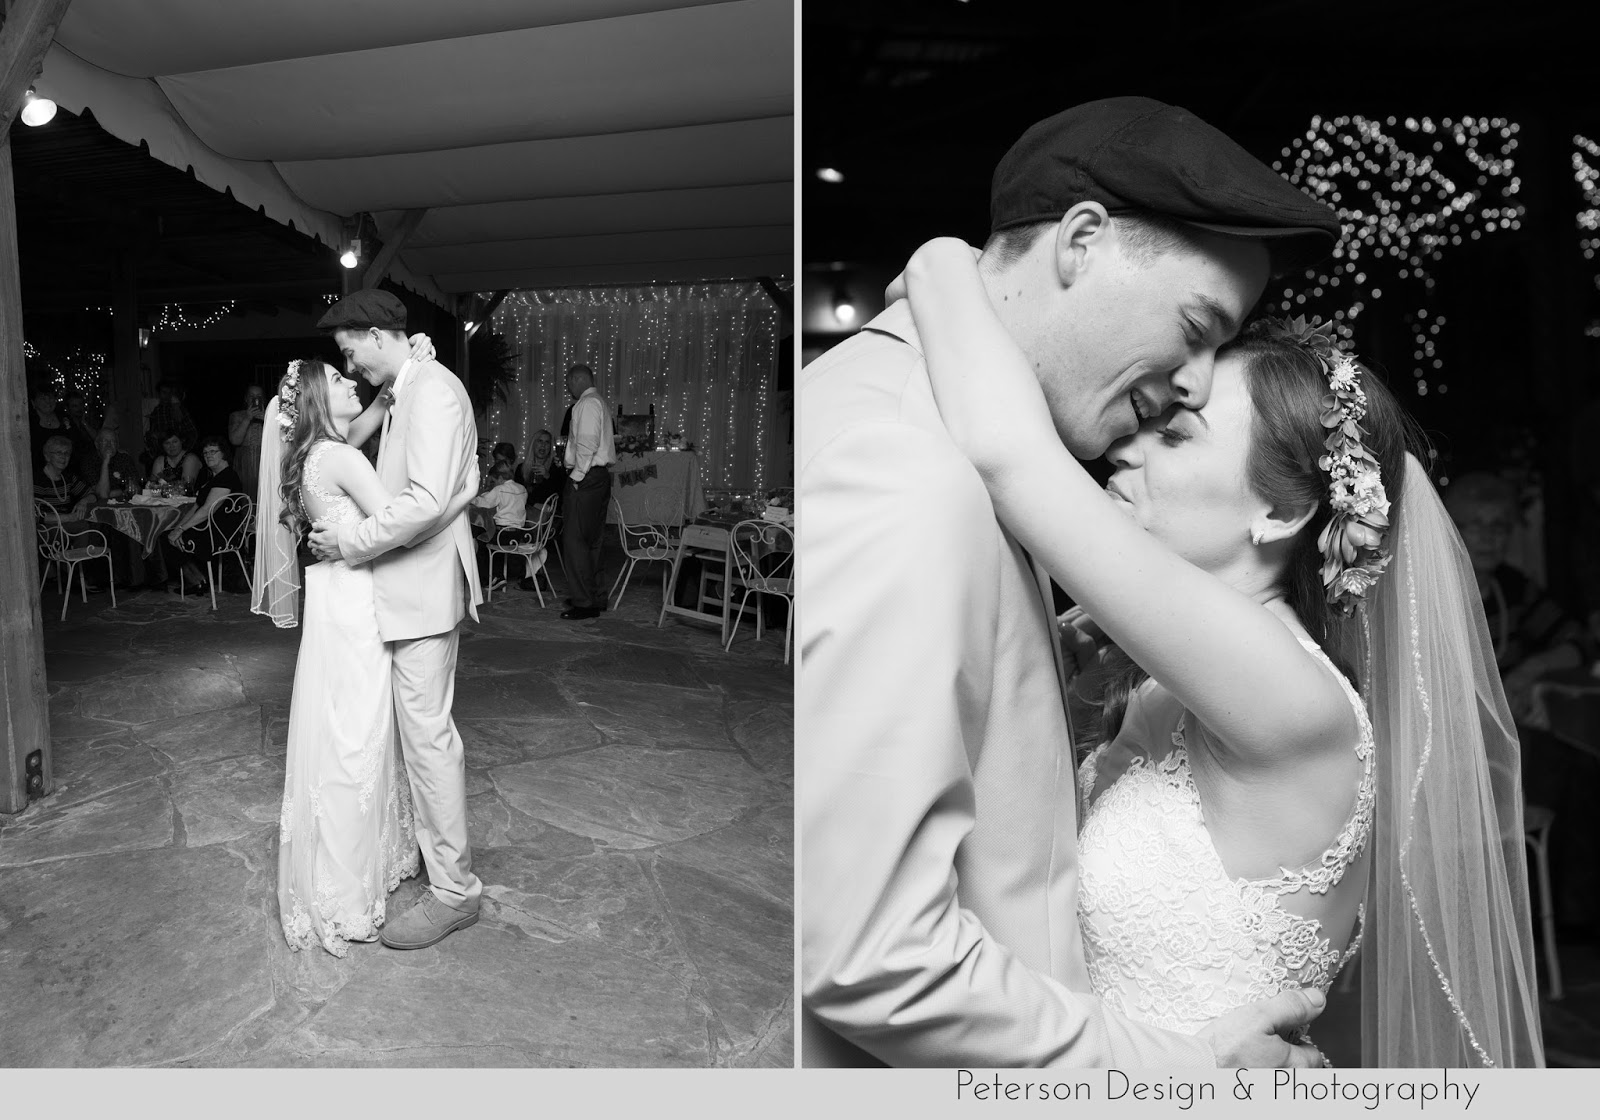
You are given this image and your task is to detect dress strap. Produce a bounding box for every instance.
[304,440,339,506]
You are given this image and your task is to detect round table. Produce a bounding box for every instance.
[90,500,195,558]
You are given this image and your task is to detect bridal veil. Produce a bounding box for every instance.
[250,394,301,628]
[1336,452,1545,1067]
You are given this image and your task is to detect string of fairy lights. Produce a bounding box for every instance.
[1271,114,1524,398]
[485,282,784,493]
[1573,134,1600,337]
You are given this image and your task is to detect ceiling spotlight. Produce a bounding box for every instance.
[464,321,476,332]
[21,88,57,127]
[816,167,845,184]
[340,238,361,269]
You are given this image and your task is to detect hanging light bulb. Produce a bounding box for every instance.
[21,88,57,127]
[340,238,361,269]
[832,287,855,324]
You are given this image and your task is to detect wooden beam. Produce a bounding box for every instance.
[465,289,509,340]
[111,252,145,460]
[362,208,427,290]
[454,293,471,387]
[0,0,75,814]
[756,275,792,316]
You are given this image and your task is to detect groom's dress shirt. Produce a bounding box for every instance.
[798,301,1215,1068]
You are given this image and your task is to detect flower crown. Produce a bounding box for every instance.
[1265,316,1392,616]
[277,359,303,431]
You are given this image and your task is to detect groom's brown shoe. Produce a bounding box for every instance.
[380,892,479,950]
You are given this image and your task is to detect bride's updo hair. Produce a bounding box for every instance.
[276,359,345,535]
[1078,321,1427,752]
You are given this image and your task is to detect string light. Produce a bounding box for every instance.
[155,301,237,331]
[484,282,784,492]
[25,345,110,419]
[1272,114,1524,397]
[1572,135,1600,340]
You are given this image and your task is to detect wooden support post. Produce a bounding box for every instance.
[455,294,472,386]
[111,251,143,454]
[362,208,427,290]
[0,0,76,815]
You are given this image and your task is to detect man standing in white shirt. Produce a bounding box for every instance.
[561,363,616,620]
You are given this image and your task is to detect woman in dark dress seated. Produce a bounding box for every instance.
[161,438,243,596]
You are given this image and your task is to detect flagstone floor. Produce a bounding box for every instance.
[0,553,793,1068]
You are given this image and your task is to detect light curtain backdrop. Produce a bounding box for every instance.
[484,282,786,493]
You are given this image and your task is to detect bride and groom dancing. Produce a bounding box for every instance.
[251,288,485,958]
[799,98,1546,1068]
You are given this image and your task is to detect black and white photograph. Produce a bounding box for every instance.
[1,0,793,1069]
[799,1,1600,1070]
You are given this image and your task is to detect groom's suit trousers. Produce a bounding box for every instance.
[392,629,481,912]
[338,358,486,914]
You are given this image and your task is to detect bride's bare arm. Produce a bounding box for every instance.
[345,333,435,448]
[345,396,390,450]
[904,238,1350,760]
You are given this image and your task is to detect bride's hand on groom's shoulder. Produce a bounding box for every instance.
[407,333,436,366]
[1198,988,1327,1069]
[884,238,983,305]
[1058,606,1107,676]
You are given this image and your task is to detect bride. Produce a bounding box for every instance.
[899,238,1545,1067]
[252,341,431,957]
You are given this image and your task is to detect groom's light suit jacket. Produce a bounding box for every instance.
[339,358,483,641]
[799,302,1215,1068]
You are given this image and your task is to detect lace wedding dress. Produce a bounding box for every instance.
[1076,637,1373,1036]
[277,440,418,957]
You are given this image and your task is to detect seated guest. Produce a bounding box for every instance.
[492,441,517,472]
[1446,471,1592,718]
[149,431,203,491]
[94,428,143,501]
[471,462,529,582]
[35,433,118,591]
[161,439,243,595]
[520,428,567,506]
[35,434,97,520]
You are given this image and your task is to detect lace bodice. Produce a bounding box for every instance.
[1075,638,1373,1035]
[303,440,361,527]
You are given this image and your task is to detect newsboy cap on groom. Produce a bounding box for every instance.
[990,95,1343,272]
[316,288,410,332]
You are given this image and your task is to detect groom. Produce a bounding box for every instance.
[309,289,485,950]
[800,98,1343,1066]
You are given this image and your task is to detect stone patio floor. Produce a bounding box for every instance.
[0,551,793,1067]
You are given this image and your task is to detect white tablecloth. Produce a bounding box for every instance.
[608,450,707,526]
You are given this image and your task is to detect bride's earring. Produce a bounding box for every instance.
[1250,528,1263,546]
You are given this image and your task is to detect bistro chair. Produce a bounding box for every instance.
[487,495,559,606]
[723,519,794,664]
[609,496,677,611]
[34,500,116,621]
[177,493,255,611]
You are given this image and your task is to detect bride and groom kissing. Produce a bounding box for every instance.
[800,98,1545,1068]
[251,288,484,958]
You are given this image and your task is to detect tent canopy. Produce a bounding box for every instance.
[38,0,793,302]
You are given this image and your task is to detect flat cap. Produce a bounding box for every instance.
[991,97,1341,272]
[317,288,409,332]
